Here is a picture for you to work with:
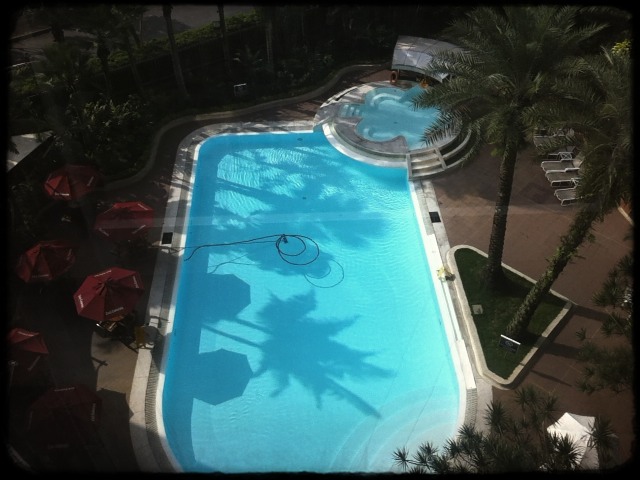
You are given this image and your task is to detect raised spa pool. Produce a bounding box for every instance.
[338,85,439,150]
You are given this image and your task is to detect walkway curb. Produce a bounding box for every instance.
[445,245,574,390]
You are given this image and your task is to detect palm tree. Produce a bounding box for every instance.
[393,385,617,472]
[110,5,148,99]
[413,6,605,289]
[577,251,633,394]
[255,6,277,73]
[163,4,189,102]
[217,3,232,76]
[31,4,76,43]
[505,44,632,340]
[70,5,120,99]
[233,45,265,97]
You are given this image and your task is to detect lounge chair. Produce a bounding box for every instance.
[541,154,583,172]
[533,137,577,159]
[554,186,580,206]
[546,168,581,187]
[533,126,574,138]
[544,146,577,160]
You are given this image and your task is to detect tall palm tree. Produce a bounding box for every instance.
[217,3,232,76]
[577,251,633,394]
[110,5,148,99]
[505,45,632,340]
[70,5,119,99]
[32,4,76,43]
[163,4,189,102]
[255,6,277,73]
[413,6,605,289]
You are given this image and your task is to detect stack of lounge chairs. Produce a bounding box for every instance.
[534,128,584,206]
[541,154,583,172]
[554,178,581,206]
[533,128,579,160]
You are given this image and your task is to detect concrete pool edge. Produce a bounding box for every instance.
[409,181,478,431]
[131,121,479,473]
[130,121,317,472]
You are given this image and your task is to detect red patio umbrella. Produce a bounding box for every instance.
[73,267,144,322]
[26,384,102,449]
[15,239,77,283]
[43,164,103,201]
[93,201,154,242]
[7,328,50,385]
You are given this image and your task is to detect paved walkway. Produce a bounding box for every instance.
[8,65,634,473]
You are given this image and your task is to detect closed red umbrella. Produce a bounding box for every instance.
[15,240,77,283]
[43,164,103,201]
[73,267,144,322]
[93,201,154,242]
[26,384,102,449]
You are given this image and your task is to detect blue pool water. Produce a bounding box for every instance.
[339,85,439,150]
[162,130,460,473]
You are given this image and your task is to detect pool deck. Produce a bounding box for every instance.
[9,65,635,472]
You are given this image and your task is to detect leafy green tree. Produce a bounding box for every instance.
[66,95,153,176]
[505,43,632,340]
[576,252,633,394]
[413,6,606,289]
[31,42,100,162]
[233,45,265,97]
[393,385,618,473]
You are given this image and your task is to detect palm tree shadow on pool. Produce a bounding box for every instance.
[213,291,394,418]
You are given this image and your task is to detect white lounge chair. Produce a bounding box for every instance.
[541,154,583,172]
[554,186,579,205]
[546,168,581,187]
[544,146,577,160]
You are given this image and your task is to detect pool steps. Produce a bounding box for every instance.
[316,81,472,180]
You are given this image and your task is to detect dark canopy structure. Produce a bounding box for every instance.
[391,35,461,82]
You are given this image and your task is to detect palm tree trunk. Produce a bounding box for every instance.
[483,142,518,288]
[163,4,189,102]
[263,7,275,72]
[122,34,146,99]
[506,204,600,339]
[217,4,232,76]
[96,37,112,98]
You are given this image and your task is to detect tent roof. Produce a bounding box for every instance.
[547,412,598,468]
[391,35,461,81]
[7,132,53,172]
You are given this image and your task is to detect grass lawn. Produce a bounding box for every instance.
[454,247,567,379]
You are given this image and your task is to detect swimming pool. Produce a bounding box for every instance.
[338,85,439,150]
[159,129,463,473]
